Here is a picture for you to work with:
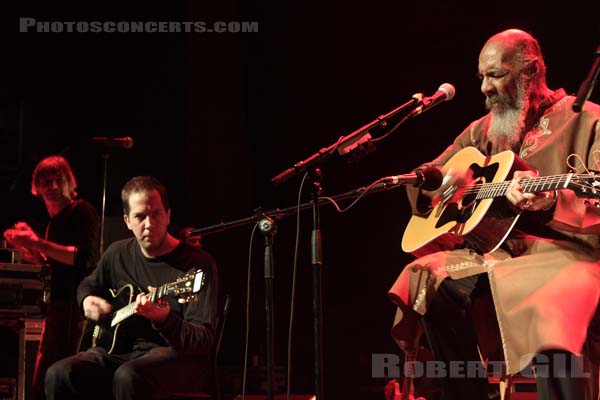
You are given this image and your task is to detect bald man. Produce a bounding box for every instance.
[389,29,600,400]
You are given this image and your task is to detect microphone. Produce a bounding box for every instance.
[378,166,443,191]
[409,83,456,117]
[89,137,134,150]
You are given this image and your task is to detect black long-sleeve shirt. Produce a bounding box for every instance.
[46,198,99,302]
[77,238,219,356]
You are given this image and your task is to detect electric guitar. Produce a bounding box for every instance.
[83,268,206,354]
[401,146,600,256]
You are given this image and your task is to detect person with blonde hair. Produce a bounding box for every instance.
[4,154,100,400]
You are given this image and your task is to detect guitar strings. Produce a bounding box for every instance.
[451,171,598,200]
[459,175,572,198]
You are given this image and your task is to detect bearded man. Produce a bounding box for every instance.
[388,29,600,400]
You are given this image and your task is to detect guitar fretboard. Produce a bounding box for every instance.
[110,285,162,327]
[469,174,574,199]
[112,304,136,327]
[106,270,202,328]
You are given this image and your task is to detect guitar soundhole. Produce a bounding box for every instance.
[434,162,499,228]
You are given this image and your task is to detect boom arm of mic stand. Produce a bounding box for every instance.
[188,179,406,238]
[271,95,422,186]
[573,44,600,112]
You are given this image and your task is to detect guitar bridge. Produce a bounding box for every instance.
[92,325,100,347]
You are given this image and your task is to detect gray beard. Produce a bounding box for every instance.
[486,82,529,152]
[488,107,525,151]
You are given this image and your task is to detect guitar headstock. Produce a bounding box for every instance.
[159,269,206,303]
[567,172,600,200]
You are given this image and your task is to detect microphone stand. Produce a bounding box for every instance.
[189,178,408,399]
[93,143,134,255]
[308,169,324,400]
[99,152,109,255]
[189,180,405,238]
[573,44,600,112]
[259,215,277,400]
[270,94,423,400]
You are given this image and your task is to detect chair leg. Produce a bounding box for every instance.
[500,375,513,400]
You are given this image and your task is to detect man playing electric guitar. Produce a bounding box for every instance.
[84,269,205,355]
[45,176,220,400]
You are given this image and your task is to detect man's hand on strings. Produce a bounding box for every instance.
[422,167,470,206]
[506,170,556,211]
[135,286,170,324]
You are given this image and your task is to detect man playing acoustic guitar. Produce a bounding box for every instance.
[45,176,219,400]
[388,29,600,400]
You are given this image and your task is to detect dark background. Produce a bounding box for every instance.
[1,1,599,399]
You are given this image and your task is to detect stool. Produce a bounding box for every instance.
[488,373,537,400]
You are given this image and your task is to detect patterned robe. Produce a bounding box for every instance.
[389,90,600,378]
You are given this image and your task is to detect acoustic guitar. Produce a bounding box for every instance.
[401,146,600,255]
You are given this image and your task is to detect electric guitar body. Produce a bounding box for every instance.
[81,268,205,354]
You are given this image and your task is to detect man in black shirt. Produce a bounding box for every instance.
[45,176,219,400]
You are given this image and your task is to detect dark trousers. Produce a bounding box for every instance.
[44,346,211,400]
[425,275,588,400]
[422,275,490,400]
[534,350,587,400]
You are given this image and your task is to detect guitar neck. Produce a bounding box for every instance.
[107,269,203,328]
[110,285,163,327]
[475,174,574,199]
[111,303,136,327]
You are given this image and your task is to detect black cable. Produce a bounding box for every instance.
[286,173,308,400]
[241,221,260,400]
